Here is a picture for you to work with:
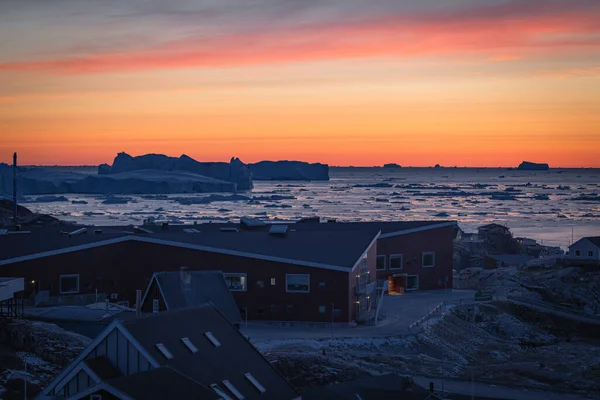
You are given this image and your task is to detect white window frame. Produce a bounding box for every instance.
[286,274,310,293]
[223,273,247,292]
[389,254,403,270]
[270,277,276,286]
[422,252,435,268]
[59,274,79,294]
[406,275,419,291]
[152,299,159,313]
[376,255,386,270]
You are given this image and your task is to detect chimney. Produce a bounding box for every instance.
[180,266,191,290]
[12,152,17,226]
[161,222,169,231]
[135,290,142,317]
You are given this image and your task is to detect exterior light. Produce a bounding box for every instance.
[30,280,35,284]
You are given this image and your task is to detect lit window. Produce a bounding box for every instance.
[389,255,403,270]
[376,255,386,270]
[270,278,276,286]
[223,380,245,400]
[223,273,247,291]
[156,343,173,359]
[244,373,266,394]
[59,274,79,294]
[211,384,234,400]
[422,252,435,268]
[205,332,221,347]
[181,337,198,353]
[286,274,310,293]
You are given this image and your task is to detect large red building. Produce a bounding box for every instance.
[0,220,454,323]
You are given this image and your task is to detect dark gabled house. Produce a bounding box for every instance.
[37,305,300,400]
[140,268,242,325]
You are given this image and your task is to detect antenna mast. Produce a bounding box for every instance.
[13,152,17,226]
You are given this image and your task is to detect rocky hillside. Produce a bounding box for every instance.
[0,200,60,228]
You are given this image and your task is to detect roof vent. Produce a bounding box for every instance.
[244,373,266,394]
[269,224,288,236]
[210,384,234,400]
[69,227,87,237]
[181,337,198,353]
[220,227,239,233]
[240,217,266,229]
[204,331,221,347]
[222,380,245,400]
[156,343,173,359]
[134,226,153,234]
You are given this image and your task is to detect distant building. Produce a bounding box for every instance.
[38,306,300,400]
[568,237,600,264]
[140,268,242,326]
[477,223,519,254]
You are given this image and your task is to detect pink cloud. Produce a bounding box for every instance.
[1,1,599,74]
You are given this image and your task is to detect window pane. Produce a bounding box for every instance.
[224,274,247,291]
[60,275,79,293]
[390,255,402,269]
[287,275,309,292]
[376,256,386,270]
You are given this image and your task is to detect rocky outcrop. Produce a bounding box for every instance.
[99,152,253,190]
[517,161,549,171]
[249,161,329,181]
[0,320,89,368]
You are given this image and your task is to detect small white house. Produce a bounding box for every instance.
[568,237,600,261]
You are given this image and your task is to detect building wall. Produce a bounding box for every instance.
[5,241,358,323]
[569,240,600,261]
[375,226,454,291]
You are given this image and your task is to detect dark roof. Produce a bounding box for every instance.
[106,366,219,400]
[0,224,380,270]
[584,237,600,247]
[84,356,122,380]
[285,220,453,235]
[0,226,130,261]
[153,270,242,324]
[478,223,509,231]
[121,305,299,400]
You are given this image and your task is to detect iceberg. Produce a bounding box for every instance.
[0,166,238,195]
[517,161,549,171]
[99,152,253,190]
[249,161,329,181]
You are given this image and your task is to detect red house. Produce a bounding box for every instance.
[0,219,455,324]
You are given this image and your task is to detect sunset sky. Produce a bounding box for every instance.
[1,0,599,167]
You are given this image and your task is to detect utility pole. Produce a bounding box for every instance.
[13,152,18,226]
[331,303,335,338]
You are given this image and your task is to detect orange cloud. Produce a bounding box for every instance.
[1,1,599,74]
